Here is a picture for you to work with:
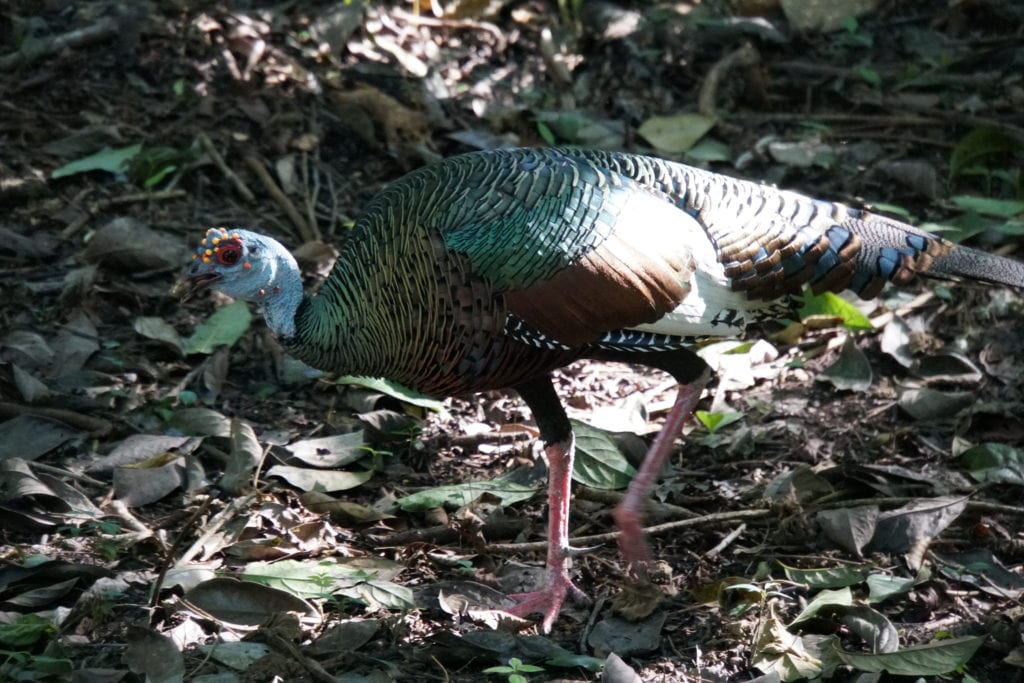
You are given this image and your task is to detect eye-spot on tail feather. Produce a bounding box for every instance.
[840,212,1024,294]
[718,198,1021,301]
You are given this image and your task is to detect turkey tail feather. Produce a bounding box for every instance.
[928,244,1024,288]
[840,211,1024,293]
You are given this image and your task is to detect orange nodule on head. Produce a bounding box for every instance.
[194,227,248,269]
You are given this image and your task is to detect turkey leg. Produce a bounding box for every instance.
[613,371,710,566]
[506,377,588,632]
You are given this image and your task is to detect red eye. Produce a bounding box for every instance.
[216,241,242,266]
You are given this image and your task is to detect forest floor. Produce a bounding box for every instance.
[1,1,1024,681]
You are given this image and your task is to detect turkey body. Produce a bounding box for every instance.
[183,146,1024,632]
[285,147,1021,393]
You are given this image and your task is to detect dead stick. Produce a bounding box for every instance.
[199,133,255,202]
[575,486,698,520]
[703,523,746,559]
[487,508,770,553]
[0,17,119,71]
[0,401,112,436]
[699,43,760,119]
[30,461,106,488]
[731,111,938,127]
[539,28,573,89]
[175,493,257,566]
[884,99,1024,143]
[150,495,213,606]
[243,155,317,242]
[60,190,187,240]
[392,8,507,52]
[374,518,528,547]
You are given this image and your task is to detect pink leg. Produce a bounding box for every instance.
[506,435,588,632]
[613,371,710,567]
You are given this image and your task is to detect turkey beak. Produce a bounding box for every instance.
[173,272,220,302]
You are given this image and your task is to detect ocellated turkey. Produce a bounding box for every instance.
[180,147,1024,631]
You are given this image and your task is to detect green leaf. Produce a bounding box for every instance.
[536,120,557,146]
[866,573,916,603]
[184,301,252,355]
[789,587,854,625]
[243,558,413,608]
[997,219,1024,236]
[819,336,873,392]
[694,410,744,433]
[0,614,55,647]
[858,65,881,87]
[951,195,1024,218]
[352,579,415,609]
[868,202,912,219]
[799,291,873,330]
[51,144,141,179]
[168,407,232,437]
[780,563,868,589]
[144,163,177,188]
[570,419,636,489]
[397,470,539,512]
[685,137,732,162]
[834,635,986,676]
[959,442,1024,485]
[336,376,444,411]
[545,653,603,671]
[638,113,716,154]
[950,128,1024,178]
[133,316,185,354]
[265,465,374,492]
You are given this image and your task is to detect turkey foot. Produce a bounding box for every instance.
[609,376,709,616]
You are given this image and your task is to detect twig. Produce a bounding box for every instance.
[703,523,746,559]
[883,99,1024,144]
[252,442,273,492]
[775,60,1003,89]
[59,190,187,240]
[575,486,698,520]
[816,495,1024,517]
[698,42,762,120]
[243,155,318,242]
[832,131,955,148]
[734,103,1024,144]
[175,493,258,566]
[391,8,507,52]
[0,17,119,71]
[30,461,107,488]
[199,132,255,202]
[539,28,573,105]
[107,499,154,535]
[373,518,528,548]
[150,495,213,606]
[487,508,770,554]
[98,189,188,207]
[261,629,337,683]
[0,401,112,436]
[730,111,938,127]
